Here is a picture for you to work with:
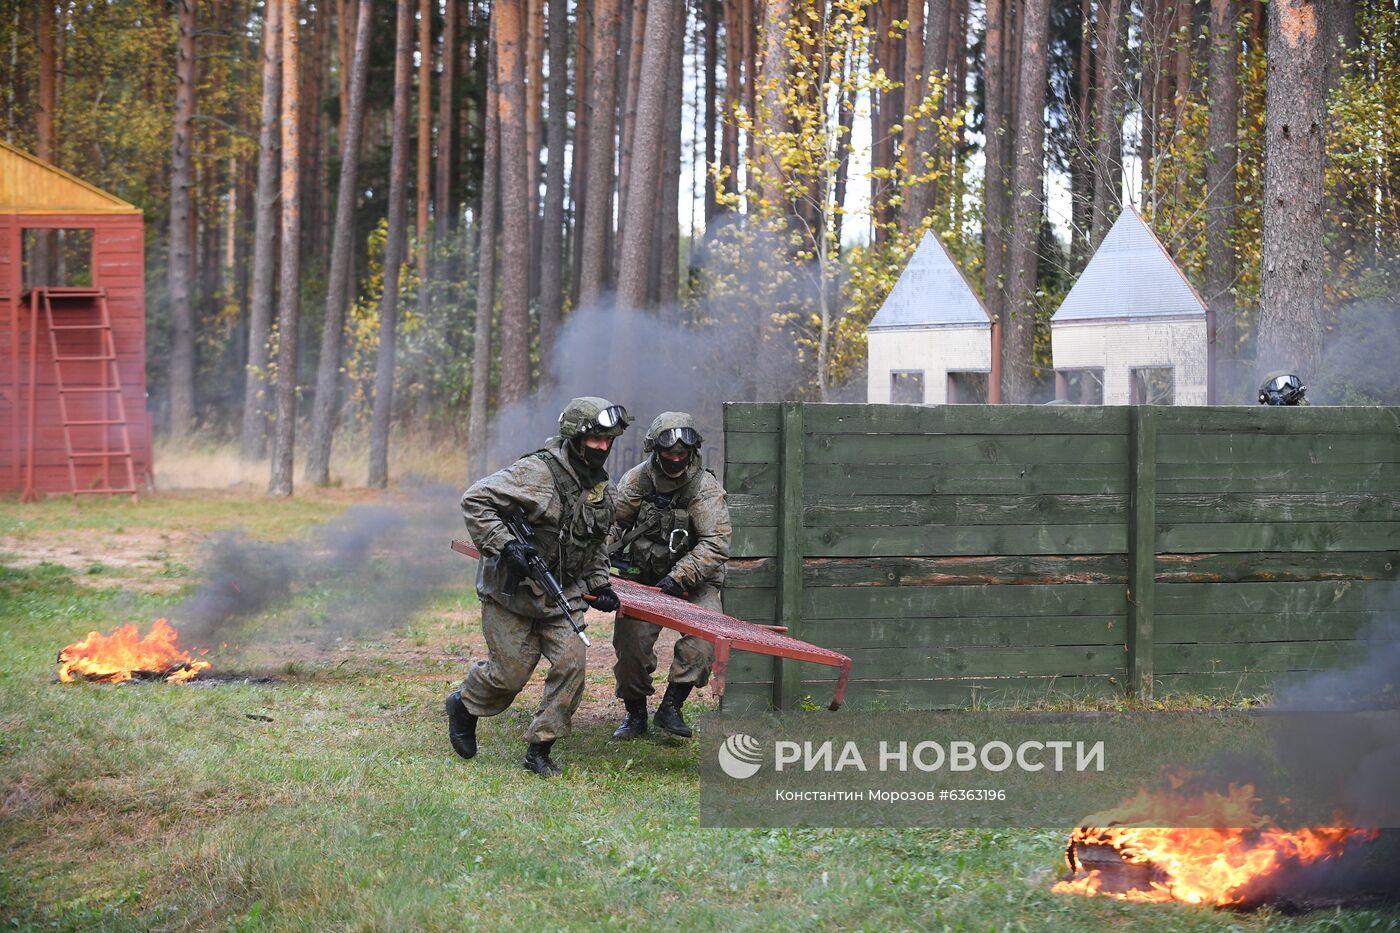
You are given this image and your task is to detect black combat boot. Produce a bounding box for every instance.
[653,683,694,738]
[613,698,649,739]
[445,691,478,760]
[522,740,562,777]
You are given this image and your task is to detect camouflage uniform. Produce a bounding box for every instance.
[458,435,615,743]
[607,446,732,701]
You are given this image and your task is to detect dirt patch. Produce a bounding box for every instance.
[0,528,194,593]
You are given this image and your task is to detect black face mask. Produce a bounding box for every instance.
[655,448,692,477]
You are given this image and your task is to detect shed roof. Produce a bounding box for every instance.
[1052,206,1206,322]
[0,141,139,215]
[868,230,990,330]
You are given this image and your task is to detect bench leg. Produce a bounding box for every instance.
[711,638,731,700]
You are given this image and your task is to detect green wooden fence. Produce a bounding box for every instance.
[720,402,1400,711]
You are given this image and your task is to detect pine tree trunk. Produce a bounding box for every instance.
[495,0,531,401]
[268,0,302,496]
[578,0,620,308]
[367,0,414,489]
[982,0,1007,320]
[305,0,372,486]
[167,0,197,437]
[1070,0,1094,267]
[1205,0,1238,402]
[1259,0,1328,378]
[416,0,432,315]
[435,0,456,236]
[720,0,741,209]
[570,0,592,305]
[537,0,568,369]
[526,0,545,221]
[703,0,719,224]
[616,0,674,310]
[902,0,951,234]
[755,0,792,209]
[1003,0,1049,404]
[616,0,646,278]
[657,0,685,309]
[1091,0,1126,248]
[241,0,281,461]
[468,32,499,474]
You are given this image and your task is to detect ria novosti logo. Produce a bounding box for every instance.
[717,733,764,779]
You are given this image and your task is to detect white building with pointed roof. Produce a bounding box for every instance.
[1051,207,1209,405]
[866,230,995,405]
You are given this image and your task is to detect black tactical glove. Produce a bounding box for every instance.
[502,539,539,578]
[657,575,687,599]
[588,582,621,613]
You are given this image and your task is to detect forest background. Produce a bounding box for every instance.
[2,0,1397,492]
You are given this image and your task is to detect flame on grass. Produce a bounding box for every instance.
[1053,773,1377,907]
[57,618,211,684]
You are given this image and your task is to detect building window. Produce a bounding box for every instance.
[947,371,989,404]
[1056,369,1105,404]
[22,228,94,290]
[890,370,925,404]
[1131,367,1175,405]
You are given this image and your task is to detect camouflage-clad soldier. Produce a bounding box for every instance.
[607,412,732,739]
[446,397,631,776]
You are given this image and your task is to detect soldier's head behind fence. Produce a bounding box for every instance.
[645,411,702,476]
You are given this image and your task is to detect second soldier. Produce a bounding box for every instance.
[607,412,732,739]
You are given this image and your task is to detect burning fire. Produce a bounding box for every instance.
[57,618,211,684]
[1053,774,1377,907]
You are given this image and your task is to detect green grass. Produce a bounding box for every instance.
[2,494,1397,931]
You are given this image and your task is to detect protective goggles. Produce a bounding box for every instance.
[587,405,630,431]
[1266,375,1303,394]
[654,426,702,449]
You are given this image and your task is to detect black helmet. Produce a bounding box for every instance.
[1258,372,1306,406]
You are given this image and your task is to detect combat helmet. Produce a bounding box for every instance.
[1258,372,1307,406]
[558,397,632,438]
[645,411,702,477]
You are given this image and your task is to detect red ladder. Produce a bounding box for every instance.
[24,287,138,499]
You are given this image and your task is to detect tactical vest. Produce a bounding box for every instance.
[534,450,614,585]
[616,467,708,585]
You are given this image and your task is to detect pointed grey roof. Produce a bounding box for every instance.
[1053,207,1207,322]
[868,230,991,330]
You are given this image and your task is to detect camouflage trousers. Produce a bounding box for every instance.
[459,597,586,743]
[612,582,720,700]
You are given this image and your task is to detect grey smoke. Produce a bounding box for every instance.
[480,222,815,475]
[173,477,467,646]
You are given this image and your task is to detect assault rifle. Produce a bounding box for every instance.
[500,508,591,647]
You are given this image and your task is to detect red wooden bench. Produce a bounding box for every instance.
[451,539,852,710]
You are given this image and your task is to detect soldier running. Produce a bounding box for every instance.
[607,412,732,739]
[446,397,630,776]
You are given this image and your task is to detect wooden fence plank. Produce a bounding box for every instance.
[1157,493,1400,524]
[795,615,1125,650]
[724,402,781,433]
[726,582,1133,623]
[803,523,1127,557]
[1156,580,1385,614]
[1157,462,1399,495]
[1127,406,1157,698]
[774,401,805,709]
[724,644,1125,681]
[1158,434,1400,464]
[727,461,1133,497]
[1156,611,1385,644]
[802,403,1131,435]
[1155,640,1369,673]
[1153,551,1400,583]
[1155,521,1400,553]
[723,675,1125,709]
[802,433,1129,466]
[1155,406,1400,435]
[723,554,1132,589]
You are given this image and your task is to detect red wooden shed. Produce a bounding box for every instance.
[0,141,152,499]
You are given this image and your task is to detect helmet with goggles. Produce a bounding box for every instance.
[1258,372,1306,406]
[558,397,632,438]
[644,412,703,453]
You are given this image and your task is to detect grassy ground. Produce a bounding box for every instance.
[2,489,1397,931]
